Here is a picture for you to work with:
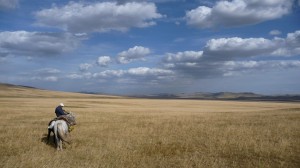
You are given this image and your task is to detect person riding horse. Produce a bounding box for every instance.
[53,103,76,132]
[55,103,69,117]
[47,103,77,149]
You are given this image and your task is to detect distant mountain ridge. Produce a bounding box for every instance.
[177,92,262,99]
[133,92,300,102]
[1,83,299,101]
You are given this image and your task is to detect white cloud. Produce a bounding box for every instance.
[117,46,151,64]
[272,30,300,56]
[127,67,174,76]
[30,76,58,82]
[93,70,126,78]
[44,76,58,82]
[204,31,300,59]
[97,56,112,67]
[35,68,61,75]
[67,72,92,79]
[70,66,174,83]
[186,0,293,28]
[163,51,204,74]
[286,30,300,48]
[224,61,259,70]
[67,74,84,79]
[269,30,282,36]
[223,60,300,76]
[79,63,93,71]
[21,68,61,82]
[185,6,213,28]
[0,31,79,57]
[163,30,300,78]
[0,0,18,10]
[204,37,277,59]
[165,51,203,63]
[35,2,162,33]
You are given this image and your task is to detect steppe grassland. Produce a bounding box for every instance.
[0,91,299,168]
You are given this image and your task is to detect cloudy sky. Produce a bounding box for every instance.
[0,0,300,95]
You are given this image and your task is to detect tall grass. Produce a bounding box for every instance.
[0,97,299,168]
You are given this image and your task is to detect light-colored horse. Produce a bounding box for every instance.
[48,113,75,150]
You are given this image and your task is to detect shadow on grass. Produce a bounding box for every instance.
[41,133,56,148]
[41,133,73,150]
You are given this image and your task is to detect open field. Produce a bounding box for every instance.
[0,85,300,167]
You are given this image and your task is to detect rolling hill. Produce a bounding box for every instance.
[134,91,300,102]
[1,83,299,101]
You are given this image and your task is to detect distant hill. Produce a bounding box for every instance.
[1,83,299,101]
[175,92,262,99]
[0,83,121,99]
[134,92,300,102]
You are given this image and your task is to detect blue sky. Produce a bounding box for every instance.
[0,0,300,95]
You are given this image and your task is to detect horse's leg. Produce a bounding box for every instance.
[56,138,61,151]
[54,124,60,150]
[53,130,56,145]
[47,129,51,144]
[59,139,63,150]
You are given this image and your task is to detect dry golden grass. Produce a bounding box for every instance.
[0,85,299,167]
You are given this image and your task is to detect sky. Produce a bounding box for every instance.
[0,0,300,95]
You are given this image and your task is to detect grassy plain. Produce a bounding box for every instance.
[0,84,299,167]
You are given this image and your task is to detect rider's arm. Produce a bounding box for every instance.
[63,109,69,114]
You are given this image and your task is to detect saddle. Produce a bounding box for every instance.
[56,115,77,126]
[49,114,76,132]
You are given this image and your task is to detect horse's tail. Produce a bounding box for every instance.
[57,123,70,144]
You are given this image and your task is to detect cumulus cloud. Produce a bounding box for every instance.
[97,56,112,67]
[0,31,79,57]
[127,67,173,76]
[285,30,300,48]
[0,0,18,10]
[272,30,300,56]
[163,51,205,73]
[116,0,176,3]
[43,76,59,82]
[67,72,92,79]
[92,69,126,78]
[79,63,93,72]
[22,68,61,82]
[186,0,293,28]
[68,30,300,90]
[224,60,300,70]
[165,51,203,63]
[35,68,60,75]
[269,30,282,36]
[204,37,277,60]
[69,66,174,83]
[117,46,151,64]
[35,1,162,33]
[203,31,300,60]
[222,60,300,76]
[163,30,300,78]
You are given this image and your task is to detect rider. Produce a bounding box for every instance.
[53,103,75,132]
[55,103,69,117]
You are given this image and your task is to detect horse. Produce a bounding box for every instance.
[47,112,76,150]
